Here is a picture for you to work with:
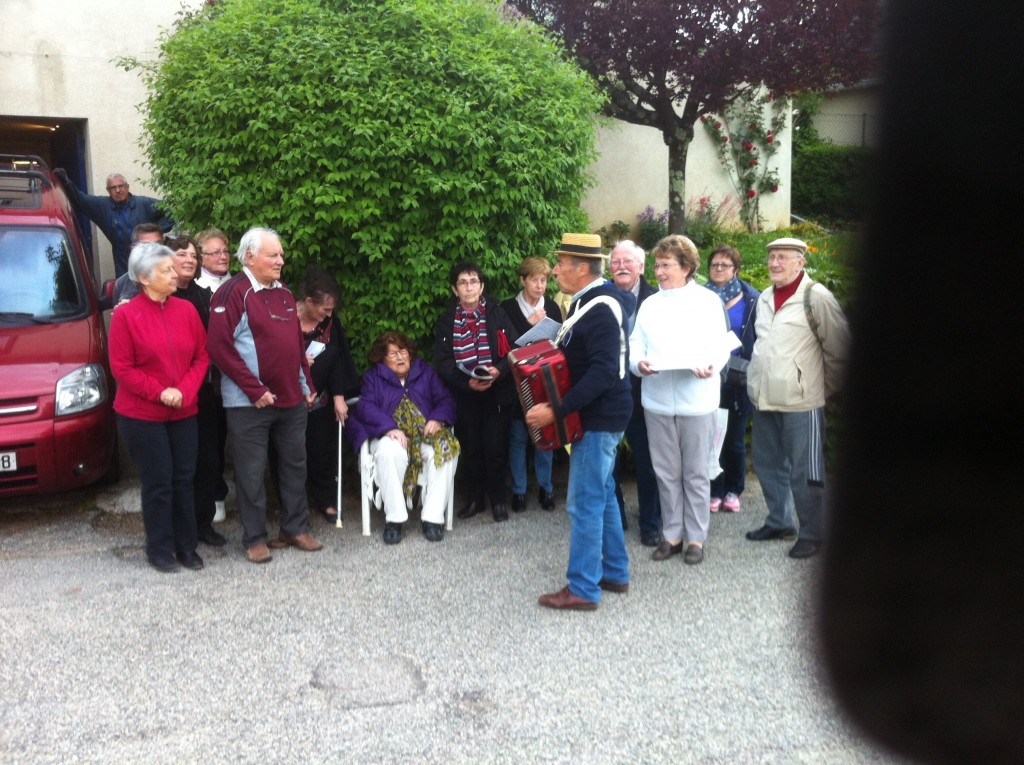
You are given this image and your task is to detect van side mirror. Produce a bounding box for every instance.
[97,279,115,311]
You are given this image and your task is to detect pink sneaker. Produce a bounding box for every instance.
[710,497,722,513]
[723,492,742,512]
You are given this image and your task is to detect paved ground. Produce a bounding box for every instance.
[0,467,910,765]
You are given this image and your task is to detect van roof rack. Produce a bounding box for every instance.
[0,155,52,209]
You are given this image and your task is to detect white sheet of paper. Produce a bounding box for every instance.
[645,331,741,371]
[514,317,562,346]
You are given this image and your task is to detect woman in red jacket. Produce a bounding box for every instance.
[109,242,209,572]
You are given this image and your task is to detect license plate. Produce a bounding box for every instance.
[0,451,17,472]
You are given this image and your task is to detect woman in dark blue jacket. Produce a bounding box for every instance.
[705,245,760,514]
[348,332,459,544]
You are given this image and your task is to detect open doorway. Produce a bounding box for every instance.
[0,115,93,256]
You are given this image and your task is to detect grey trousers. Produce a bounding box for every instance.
[227,403,310,549]
[645,410,715,544]
[751,408,826,542]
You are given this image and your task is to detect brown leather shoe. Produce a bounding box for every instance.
[598,579,629,593]
[271,532,323,552]
[538,586,598,611]
[683,543,704,565]
[246,543,272,564]
[651,540,683,561]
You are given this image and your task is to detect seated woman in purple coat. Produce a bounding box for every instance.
[347,331,460,544]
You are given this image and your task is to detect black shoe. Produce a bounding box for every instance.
[148,554,181,573]
[745,524,798,541]
[492,504,509,523]
[538,488,555,511]
[422,521,444,542]
[175,551,204,570]
[383,522,403,545]
[683,544,704,565]
[511,494,527,512]
[651,540,683,561]
[640,530,662,547]
[789,539,821,559]
[457,500,484,520]
[197,528,227,547]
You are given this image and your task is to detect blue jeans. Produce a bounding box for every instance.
[565,430,630,603]
[507,418,553,495]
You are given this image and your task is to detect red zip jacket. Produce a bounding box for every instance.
[109,293,209,421]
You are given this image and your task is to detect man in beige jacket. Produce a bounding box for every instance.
[745,237,849,559]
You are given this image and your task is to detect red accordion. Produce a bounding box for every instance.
[508,340,583,450]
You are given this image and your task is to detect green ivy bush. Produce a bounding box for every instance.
[125,0,603,364]
[792,143,875,227]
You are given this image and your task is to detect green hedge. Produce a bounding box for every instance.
[792,143,874,225]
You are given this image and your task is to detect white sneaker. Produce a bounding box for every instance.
[213,501,226,523]
[723,493,742,512]
[710,497,722,513]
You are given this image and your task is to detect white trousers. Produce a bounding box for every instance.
[371,437,454,525]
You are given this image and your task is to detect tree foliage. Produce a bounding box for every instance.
[507,0,879,232]
[126,0,603,362]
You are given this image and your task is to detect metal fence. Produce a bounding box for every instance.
[812,112,881,148]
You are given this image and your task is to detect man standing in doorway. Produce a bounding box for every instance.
[54,169,172,277]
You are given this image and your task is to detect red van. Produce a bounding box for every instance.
[0,155,117,497]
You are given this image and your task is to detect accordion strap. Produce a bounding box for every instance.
[554,295,626,378]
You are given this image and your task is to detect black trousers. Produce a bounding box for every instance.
[454,388,511,506]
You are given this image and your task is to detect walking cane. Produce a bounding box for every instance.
[335,396,359,529]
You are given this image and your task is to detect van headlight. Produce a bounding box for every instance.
[55,364,109,416]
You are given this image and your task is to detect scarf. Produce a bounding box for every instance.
[515,291,544,322]
[705,275,742,304]
[451,298,491,368]
[392,393,461,500]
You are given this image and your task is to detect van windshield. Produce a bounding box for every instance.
[0,226,88,325]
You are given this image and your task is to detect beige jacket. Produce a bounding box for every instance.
[747,276,849,412]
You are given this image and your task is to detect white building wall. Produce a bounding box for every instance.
[3,0,792,278]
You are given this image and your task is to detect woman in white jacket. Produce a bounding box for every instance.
[629,235,732,565]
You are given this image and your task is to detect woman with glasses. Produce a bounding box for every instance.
[704,245,760,515]
[347,331,459,544]
[434,262,518,523]
[292,266,360,523]
[629,235,733,566]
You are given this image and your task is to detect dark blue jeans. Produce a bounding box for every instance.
[118,415,198,561]
[615,410,661,535]
[710,384,752,500]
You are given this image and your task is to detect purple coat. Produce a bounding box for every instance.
[346,358,457,451]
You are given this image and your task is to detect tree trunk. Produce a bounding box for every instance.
[666,122,693,235]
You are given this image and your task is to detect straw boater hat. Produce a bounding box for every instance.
[553,232,605,258]
[765,237,808,256]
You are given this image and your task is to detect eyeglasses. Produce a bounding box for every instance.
[709,262,735,270]
[106,184,128,192]
[203,248,231,257]
[386,349,410,359]
[609,259,635,268]
[456,278,481,288]
[653,261,679,270]
[767,253,803,264]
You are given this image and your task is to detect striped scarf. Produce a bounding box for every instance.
[451,299,492,368]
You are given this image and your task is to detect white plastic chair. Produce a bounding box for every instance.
[359,440,456,536]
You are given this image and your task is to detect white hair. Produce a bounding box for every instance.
[611,239,645,265]
[236,227,280,266]
[127,242,173,284]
